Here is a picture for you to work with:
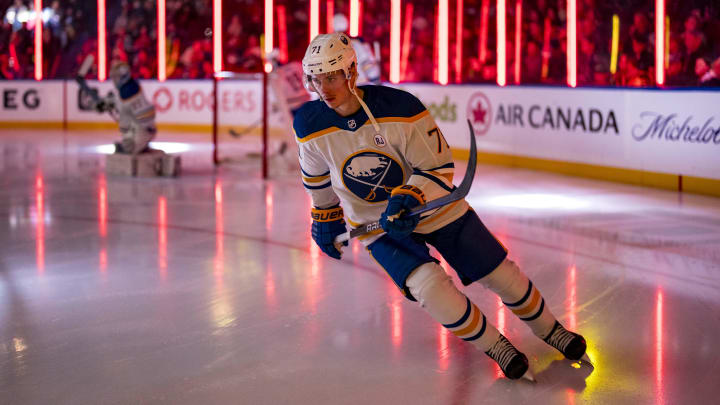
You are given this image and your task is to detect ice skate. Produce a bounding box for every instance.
[485,335,535,381]
[544,321,590,366]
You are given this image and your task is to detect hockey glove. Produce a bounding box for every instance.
[380,185,426,239]
[311,204,348,260]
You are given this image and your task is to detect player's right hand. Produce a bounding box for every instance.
[311,204,347,260]
[380,185,426,239]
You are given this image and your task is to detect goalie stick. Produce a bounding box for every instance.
[76,54,119,121]
[334,119,477,244]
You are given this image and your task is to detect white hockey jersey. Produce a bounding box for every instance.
[115,79,156,154]
[294,85,468,244]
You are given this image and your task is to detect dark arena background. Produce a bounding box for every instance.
[1,1,720,404]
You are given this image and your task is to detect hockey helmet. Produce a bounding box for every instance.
[302,32,357,92]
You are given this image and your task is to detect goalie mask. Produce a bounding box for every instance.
[302,32,381,133]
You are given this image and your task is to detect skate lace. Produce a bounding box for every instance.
[547,325,575,352]
[487,336,518,371]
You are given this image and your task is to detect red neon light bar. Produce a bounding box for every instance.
[497,0,506,86]
[655,0,665,85]
[455,0,463,83]
[567,0,577,87]
[213,0,222,73]
[98,0,106,81]
[438,0,449,85]
[34,0,42,80]
[158,0,166,81]
[390,0,401,83]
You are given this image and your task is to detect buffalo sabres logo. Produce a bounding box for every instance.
[342,151,404,202]
[340,35,349,45]
[347,119,357,129]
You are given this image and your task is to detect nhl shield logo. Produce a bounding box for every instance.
[342,151,404,202]
[348,119,357,129]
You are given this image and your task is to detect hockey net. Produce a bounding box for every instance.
[212,71,298,177]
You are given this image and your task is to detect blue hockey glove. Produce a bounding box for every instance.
[311,204,348,260]
[380,185,426,239]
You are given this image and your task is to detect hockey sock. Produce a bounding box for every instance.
[406,263,499,352]
[479,259,556,339]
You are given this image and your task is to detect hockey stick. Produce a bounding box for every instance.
[76,54,120,122]
[334,119,477,244]
[76,54,102,105]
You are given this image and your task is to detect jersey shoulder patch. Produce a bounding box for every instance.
[293,100,338,141]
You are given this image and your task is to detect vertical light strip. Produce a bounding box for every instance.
[655,0,665,85]
[438,0,449,85]
[610,14,619,74]
[655,288,665,404]
[437,324,450,371]
[326,0,334,33]
[213,0,222,73]
[455,0,463,83]
[265,0,274,54]
[157,0,166,81]
[278,5,288,63]
[34,0,42,80]
[514,0,522,84]
[350,0,359,37]
[390,0,401,83]
[567,0,577,87]
[98,0,106,81]
[310,0,319,42]
[496,0,506,86]
[479,0,489,63]
[401,3,414,80]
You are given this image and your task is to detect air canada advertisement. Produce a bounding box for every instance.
[403,84,720,180]
[2,81,718,179]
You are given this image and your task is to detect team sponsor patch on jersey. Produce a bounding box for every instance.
[348,119,357,129]
[341,151,404,203]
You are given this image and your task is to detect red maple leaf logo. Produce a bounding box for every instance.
[472,102,487,124]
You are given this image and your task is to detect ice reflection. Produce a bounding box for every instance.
[214,180,224,279]
[98,174,108,274]
[158,196,167,280]
[35,173,44,274]
[655,288,665,405]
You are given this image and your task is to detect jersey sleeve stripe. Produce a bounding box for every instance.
[300,168,330,177]
[302,175,330,183]
[427,162,455,171]
[303,182,332,190]
[411,170,455,193]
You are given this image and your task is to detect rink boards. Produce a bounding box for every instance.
[1,79,719,193]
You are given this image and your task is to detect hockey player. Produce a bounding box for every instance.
[294,33,590,380]
[94,60,157,155]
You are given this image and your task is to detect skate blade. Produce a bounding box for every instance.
[521,370,537,383]
[574,353,594,369]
